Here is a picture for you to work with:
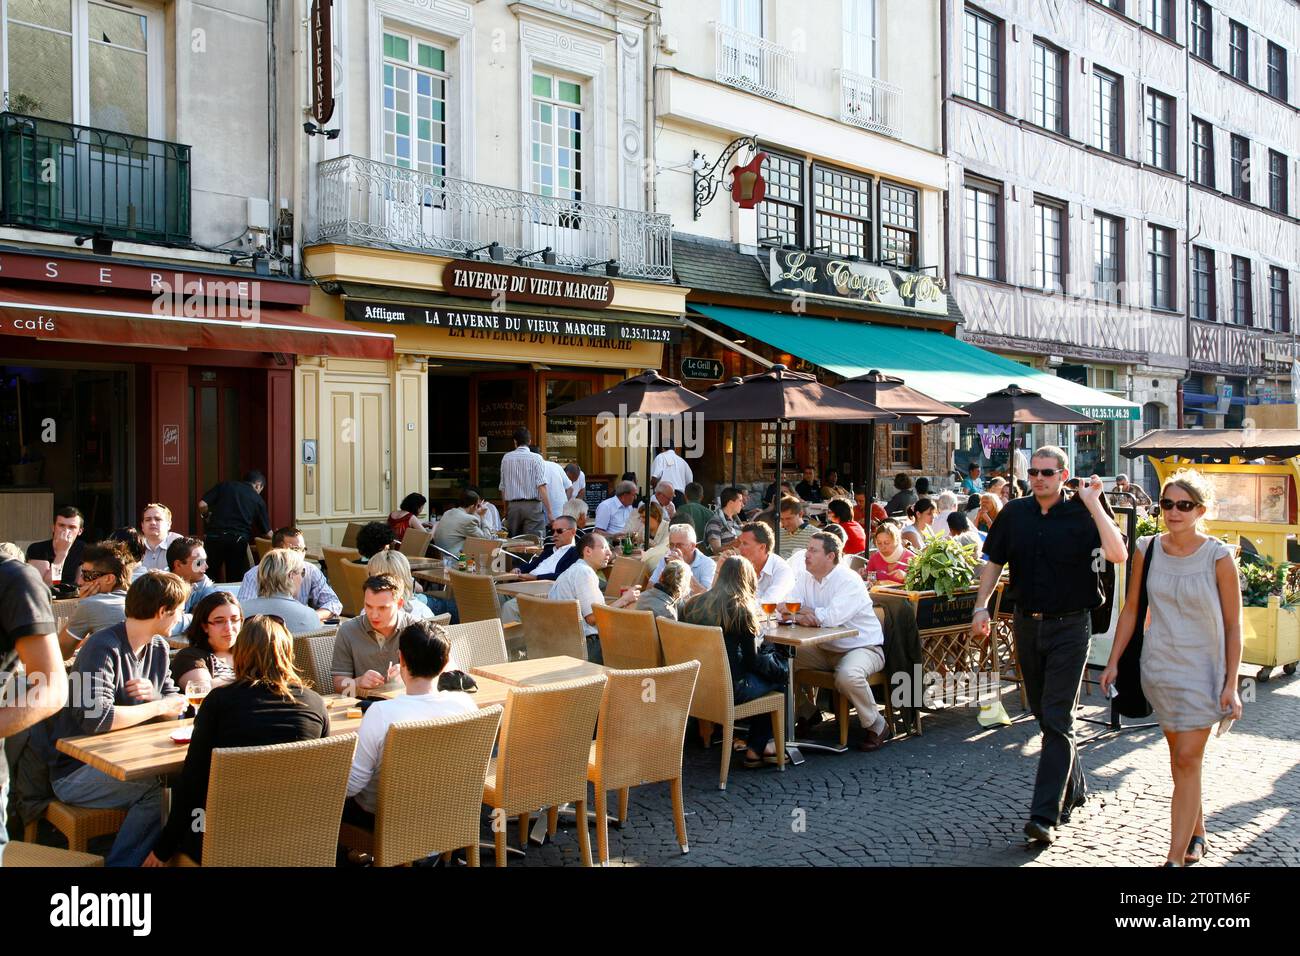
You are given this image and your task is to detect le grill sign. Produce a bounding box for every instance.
[310,0,335,125]
[768,249,948,316]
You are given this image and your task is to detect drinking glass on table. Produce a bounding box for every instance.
[783,601,801,624]
[185,679,209,715]
[760,601,778,624]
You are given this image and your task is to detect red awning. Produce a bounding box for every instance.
[0,285,393,360]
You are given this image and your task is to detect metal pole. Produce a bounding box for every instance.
[731,421,738,488]
[773,418,783,558]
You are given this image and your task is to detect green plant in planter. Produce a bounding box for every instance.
[1238,551,1289,608]
[1134,513,1160,540]
[903,531,981,599]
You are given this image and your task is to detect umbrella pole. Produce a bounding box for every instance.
[646,421,654,551]
[773,418,783,559]
[730,421,738,489]
[865,422,875,524]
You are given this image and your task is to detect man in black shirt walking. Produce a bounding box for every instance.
[973,446,1126,846]
[199,470,271,583]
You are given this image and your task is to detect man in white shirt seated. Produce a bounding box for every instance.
[342,620,477,833]
[783,531,890,752]
[549,532,640,663]
[496,517,580,624]
[140,503,183,572]
[649,523,715,597]
[735,521,793,607]
[593,480,638,537]
[650,445,692,505]
[652,481,677,521]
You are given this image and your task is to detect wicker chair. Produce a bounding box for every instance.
[447,570,504,624]
[253,537,273,562]
[321,546,361,587]
[587,662,699,864]
[340,522,366,549]
[593,604,662,669]
[603,556,646,596]
[444,619,509,670]
[292,628,339,693]
[516,594,587,660]
[339,706,503,866]
[23,802,126,852]
[464,536,501,567]
[3,843,103,866]
[793,606,892,748]
[657,618,785,791]
[180,734,358,867]
[399,526,433,559]
[338,559,370,618]
[482,676,607,867]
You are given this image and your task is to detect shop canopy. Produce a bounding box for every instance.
[1122,429,1300,461]
[688,304,1141,421]
[0,285,394,360]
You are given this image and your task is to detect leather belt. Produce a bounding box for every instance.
[1019,609,1089,621]
[508,499,539,503]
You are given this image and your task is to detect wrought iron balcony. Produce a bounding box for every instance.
[0,112,190,244]
[714,22,794,103]
[838,70,901,138]
[315,155,673,281]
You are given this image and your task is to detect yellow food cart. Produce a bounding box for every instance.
[1122,428,1300,681]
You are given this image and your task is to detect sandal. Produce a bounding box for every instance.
[1185,835,1208,865]
[742,750,764,769]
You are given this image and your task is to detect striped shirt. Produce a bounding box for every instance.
[499,446,546,502]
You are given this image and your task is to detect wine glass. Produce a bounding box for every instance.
[760,601,778,624]
[185,680,209,715]
[783,601,801,624]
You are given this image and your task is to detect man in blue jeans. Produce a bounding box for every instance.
[35,571,188,866]
[0,551,68,865]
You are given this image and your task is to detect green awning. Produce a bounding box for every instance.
[690,304,1141,421]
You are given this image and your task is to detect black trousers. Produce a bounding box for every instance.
[204,533,251,584]
[1014,610,1091,826]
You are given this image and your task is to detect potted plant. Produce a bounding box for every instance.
[1237,550,1300,680]
[897,531,986,630]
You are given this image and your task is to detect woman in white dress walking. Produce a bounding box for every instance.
[1100,469,1243,866]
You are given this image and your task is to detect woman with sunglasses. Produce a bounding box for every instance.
[172,591,242,691]
[1100,470,1243,867]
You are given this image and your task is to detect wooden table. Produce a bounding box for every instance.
[414,566,516,587]
[471,656,606,688]
[760,623,859,762]
[495,579,555,599]
[367,675,512,710]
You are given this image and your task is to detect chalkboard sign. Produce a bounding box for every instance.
[583,474,614,516]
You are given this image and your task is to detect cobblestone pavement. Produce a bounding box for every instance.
[512,668,1300,867]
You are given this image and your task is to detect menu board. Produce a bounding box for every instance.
[1203,473,1293,525]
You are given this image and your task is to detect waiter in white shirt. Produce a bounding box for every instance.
[498,427,550,537]
[534,449,572,533]
[783,531,890,752]
[735,521,794,606]
[650,446,692,506]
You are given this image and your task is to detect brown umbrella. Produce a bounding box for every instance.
[960,383,1097,425]
[547,370,706,547]
[1121,428,1300,461]
[836,370,969,514]
[696,364,897,556]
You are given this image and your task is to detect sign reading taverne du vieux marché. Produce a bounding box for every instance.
[344,300,680,346]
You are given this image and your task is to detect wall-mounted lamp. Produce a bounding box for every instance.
[303,121,340,139]
[465,241,504,261]
[515,246,557,266]
[75,232,114,256]
[582,258,620,276]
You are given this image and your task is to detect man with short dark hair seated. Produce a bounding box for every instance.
[35,572,189,865]
[236,526,341,621]
[705,486,747,556]
[168,537,215,611]
[675,482,713,543]
[59,540,136,657]
[433,491,495,556]
[25,506,87,593]
[342,620,477,831]
[776,496,818,560]
[826,498,867,555]
[331,575,415,696]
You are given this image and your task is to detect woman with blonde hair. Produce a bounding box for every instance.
[364,549,435,621]
[681,556,788,768]
[240,548,320,633]
[144,615,329,865]
[635,557,691,620]
[975,493,1002,532]
[1100,469,1243,867]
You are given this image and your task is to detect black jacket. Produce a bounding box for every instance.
[518,543,580,581]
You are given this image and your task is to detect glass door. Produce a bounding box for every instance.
[189,369,249,519]
[471,371,534,494]
[540,372,600,468]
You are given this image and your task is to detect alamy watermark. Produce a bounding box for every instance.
[595,404,704,459]
[151,274,261,321]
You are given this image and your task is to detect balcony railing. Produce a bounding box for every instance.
[0,112,190,244]
[838,70,901,138]
[316,155,673,281]
[714,22,794,103]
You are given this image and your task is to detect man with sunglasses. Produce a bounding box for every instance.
[496,517,581,624]
[973,446,1127,846]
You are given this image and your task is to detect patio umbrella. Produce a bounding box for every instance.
[960,383,1097,425]
[695,364,897,557]
[836,370,969,515]
[547,370,705,548]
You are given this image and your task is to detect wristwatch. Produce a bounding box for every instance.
[972,607,990,616]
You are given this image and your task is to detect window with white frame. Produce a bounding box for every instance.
[530,72,583,203]
[1269,149,1288,215]
[962,7,1000,109]
[381,31,447,176]
[1032,39,1065,134]
[1146,89,1173,171]
[4,0,159,136]
[761,421,795,467]
[843,0,878,77]
[1192,246,1215,322]
[1229,20,1248,82]
[1148,224,1173,311]
[812,163,872,258]
[1093,213,1123,304]
[722,0,762,33]
[1191,118,1214,188]
[1268,42,1288,101]
[879,181,919,268]
[1033,197,1065,292]
[1092,67,1122,156]
[963,178,1000,280]
[1231,255,1252,325]
[1191,0,1212,61]
[1270,267,1290,333]
[1230,134,1250,201]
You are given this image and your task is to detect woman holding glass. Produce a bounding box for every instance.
[171,591,242,696]
[1100,469,1243,867]
[144,615,330,866]
[681,557,788,768]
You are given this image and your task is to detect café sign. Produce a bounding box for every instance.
[345,300,680,344]
[444,261,613,309]
[768,249,948,316]
[1074,405,1141,421]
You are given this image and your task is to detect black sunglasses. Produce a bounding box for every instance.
[1026,468,1060,478]
[1159,498,1199,513]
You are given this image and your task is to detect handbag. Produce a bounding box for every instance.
[1114,535,1156,719]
